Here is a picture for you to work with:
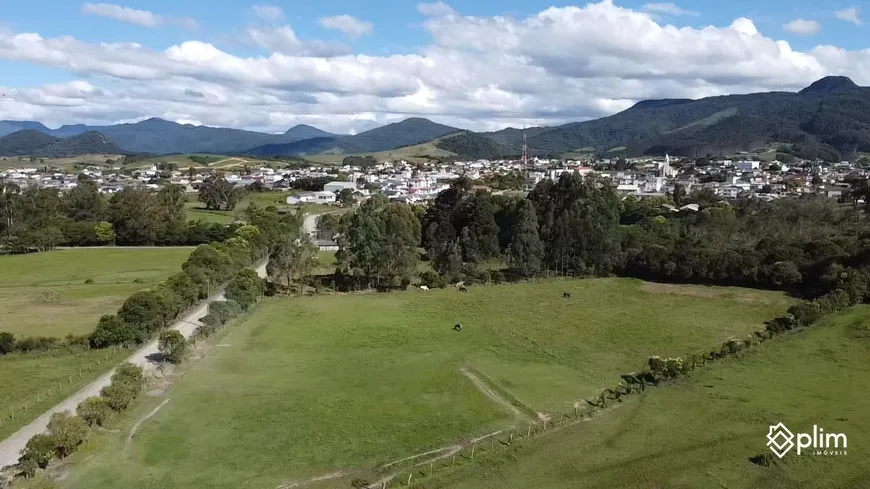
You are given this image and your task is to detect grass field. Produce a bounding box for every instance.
[53,278,791,489]
[183,191,328,224]
[0,348,131,440]
[0,248,192,337]
[427,307,870,489]
[0,154,121,171]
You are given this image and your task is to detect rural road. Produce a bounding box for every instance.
[303,213,319,237]
[0,262,268,468]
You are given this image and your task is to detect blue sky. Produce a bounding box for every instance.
[0,1,867,133]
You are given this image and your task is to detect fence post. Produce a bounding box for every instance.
[471,443,475,459]
[429,461,434,476]
[527,424,532,438]
[407,473,412,486]
[509,431,514,444]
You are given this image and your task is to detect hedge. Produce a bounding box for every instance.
[17,363,145,478]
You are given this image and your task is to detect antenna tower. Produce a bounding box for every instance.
[521,130,528,166]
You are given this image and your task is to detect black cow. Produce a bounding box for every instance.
[563,292,571,298]
[454,323,463,331]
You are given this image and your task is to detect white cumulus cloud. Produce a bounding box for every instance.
[0,0,867,135]
[81,3,197,29]
[641,2,699,17]
[835,7,863,26]
[783,18,821,35]
[318,15,373,38]
[251,4,285,23]
[81,3,160,27]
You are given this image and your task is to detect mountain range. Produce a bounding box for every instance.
[1,76,868,161]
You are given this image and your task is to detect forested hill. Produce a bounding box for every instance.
[2,76,868,160]
[0,130,123,157]
[435,132,519,160]
[242,118,460,157]
[485,76,870,161]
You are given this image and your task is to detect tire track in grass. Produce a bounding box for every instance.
[125,398,170,451]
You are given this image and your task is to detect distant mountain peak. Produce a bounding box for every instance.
[800,76,859,95]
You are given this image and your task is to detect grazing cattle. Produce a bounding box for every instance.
[419,285,430,291]
[453,323,462,331]
[459,286,468,293]
[563,292,571,298]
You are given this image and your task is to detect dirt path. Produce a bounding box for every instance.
[125,399,170,451]
[275,471,347,489]
[459,367,530,421]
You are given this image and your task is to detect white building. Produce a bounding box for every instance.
[734,160,760,172]
[323,181,357,194]
[287,191,336,205]
[717,186,742,199]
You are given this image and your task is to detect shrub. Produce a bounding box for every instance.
[14,336,60,353]
[47,412,89,458]
[100,382,137,412]
[0,331,13,355]
[420,270,446,289]
[77,397,112,427]
[209,300,242,324]
[90,314,141,348]
[225,269,265,310]
[84,278,94,284]
[19,433,57,470]
[64,334,91,349]
[118,291,170,335]
[158,330,188,364]
[112,362,144,388]
[787,301,824,327]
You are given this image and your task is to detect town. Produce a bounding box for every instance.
[2,151,868,206]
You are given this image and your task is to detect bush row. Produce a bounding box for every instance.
[192,270,267,342]
[581,287,857,412]
[0,224,271,358]
[0,333,91,356]
[17,363,144,478]
[88,230,264,349]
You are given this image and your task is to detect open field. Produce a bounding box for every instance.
[52,278,790,489]
[184,191,332,224]
[428,306,870,489]
[0,348,131,441]
[303,139,456,165]
[0,154,121,171]
[0,248,192,337]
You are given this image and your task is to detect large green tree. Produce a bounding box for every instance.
[337,196,421,287]
[267,236,319,294]
[506,199,544,275]
[199,175,242,211]
[158,330,188,364]
[66,175,105,221]
[108,188,161,245]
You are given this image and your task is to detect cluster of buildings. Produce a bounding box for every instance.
[1,152,867,206]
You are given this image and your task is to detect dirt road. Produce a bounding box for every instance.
[0,262,267,468]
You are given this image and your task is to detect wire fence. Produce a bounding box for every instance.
[0,347,123,432]
[369,327,777,488]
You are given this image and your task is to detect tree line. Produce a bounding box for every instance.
[326,173,870,307]
[0,175,238,251]
[0,204,299,355]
